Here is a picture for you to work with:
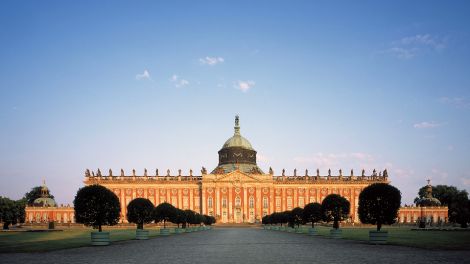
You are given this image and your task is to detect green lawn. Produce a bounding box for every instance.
[0,228,166,253]
[283,225,470,250]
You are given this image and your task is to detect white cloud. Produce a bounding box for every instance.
[199,56,224,66]
[234,80,255,92]
[399,34,445,50]
[170,74,189,88]
[413,121,442,129]
[136,70,152,81]
[385,34,446,59]
[439,97,470,109]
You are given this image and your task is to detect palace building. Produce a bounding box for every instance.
[84,116,391,224]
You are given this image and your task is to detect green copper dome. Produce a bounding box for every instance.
[221,115,254,150]
[212,116,264,174]
[222,135,254,150]
[33,181,57,207]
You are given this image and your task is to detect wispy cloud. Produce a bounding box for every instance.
[170,74,189,87]
[234,80,255,92]
[439,97,470,109]
[385,34,446,59]
[413,121,442,129]
[136,69,152,81]
[199,56,224,66]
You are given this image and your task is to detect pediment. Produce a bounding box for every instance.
[214,170,262,183]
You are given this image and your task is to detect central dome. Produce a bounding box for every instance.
[222,134,254,150]
[211,116,263,174]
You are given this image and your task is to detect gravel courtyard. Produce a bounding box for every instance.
[1,228,469,264]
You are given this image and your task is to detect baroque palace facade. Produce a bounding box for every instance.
[84,116,392,224]
[25,116,448,224]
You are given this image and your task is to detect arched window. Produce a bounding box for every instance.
[249,196,254,208]
[208,197,213,208]
[222,198,227,208]
[235,196,241,207]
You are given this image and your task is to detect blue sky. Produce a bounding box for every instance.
[1,1,470,205]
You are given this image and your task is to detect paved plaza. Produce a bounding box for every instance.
[1,228,469,264]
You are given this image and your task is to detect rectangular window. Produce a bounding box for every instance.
[222,198,227,208]
[263,197,268,209]
[298,197,304,207]
[249,197,254,208]
[287,198,292,210]
[276,197,281,207]
[183,198,189,209]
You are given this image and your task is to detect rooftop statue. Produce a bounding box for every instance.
[109,169,113,177]
[97,168,102,177]
[316,168,319,176]
[305,169,308,176]
[282,169,285,176]
[362,169,365,177]
[132,169,136,176]
[190,169,193,176]
[156,169,159,176]
[294,169,297,176]
[178,169,182,176]
[167,169,170,176]
[350,169,354,176]
[85,169,90,177]
[144,168,148,177]
[269,167,273,175]
[201,167,207,175]
[328,169,331,176]
[121,169,124,177]
[383,169,388,177]
[339,169,342,176]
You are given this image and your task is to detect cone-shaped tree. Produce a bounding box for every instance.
[303,202,322,228]
[126,198,154,230]
[153,202,176,228]
[322,194,350,229]
[358,183,401,231]
[74,185,121,232]
[290,207,304,228]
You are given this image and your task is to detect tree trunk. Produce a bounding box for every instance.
[99,225,102,232]
[3,222,9,230]
[163,219,166,229]
[377,221,382,231]
[312,222,314,228]
[138,222,143,230]
[333,218,339,229]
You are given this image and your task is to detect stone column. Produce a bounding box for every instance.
[243,187,248,222]
[229,186,233,223]
[216,187,221,218]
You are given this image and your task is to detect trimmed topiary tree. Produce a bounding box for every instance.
[358,183,401,231]
[174,208,187,229]
[290,207,304,228]
[0,197,25,230]
[74,185,121,232]
[322,194,350,229]
[303,202,322,228]
[127,198,154,230]
[153,202,176,229]
[184,209,196,228]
